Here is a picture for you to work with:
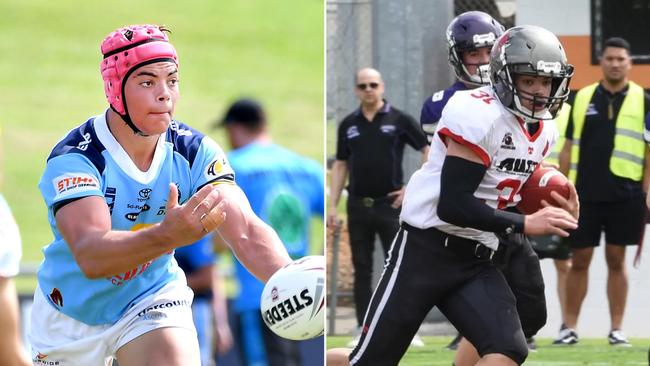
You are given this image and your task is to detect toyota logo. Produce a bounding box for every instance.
[139,188,152,199]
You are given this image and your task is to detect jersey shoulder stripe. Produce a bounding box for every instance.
[47,117,107,174]
[166,120,205,167]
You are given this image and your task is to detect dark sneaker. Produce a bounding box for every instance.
[552,327,578,345]
[526,337,537,352]
[445,333,463,350]
[608,329,631,347]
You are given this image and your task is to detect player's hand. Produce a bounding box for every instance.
[214,319,234,355]
[524,206,578,237]
[327,209,340,229]
[646,191,650,210]
[542,182,579,220]
[158,184,227,248]
[387,187,405,209]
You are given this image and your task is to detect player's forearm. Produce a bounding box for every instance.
[212,268,229,324]
[438,156,525,234]
[221,219,291,283]
[72,224,172,279]
[329,160,347,207]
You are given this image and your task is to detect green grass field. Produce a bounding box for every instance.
[0,0,324,291]
[328,336,650,365]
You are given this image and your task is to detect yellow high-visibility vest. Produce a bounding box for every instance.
[546,103,571,166]
[568,81,646,183]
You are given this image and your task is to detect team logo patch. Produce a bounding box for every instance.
[586,103,598,116]
[500,132,516,150]
[346,126,360,139]
[380,125,396,134]
[53,173,99,198]
[76,132,92,151]
[206,158,227,177]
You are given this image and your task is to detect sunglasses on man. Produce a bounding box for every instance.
[357,82,380,90]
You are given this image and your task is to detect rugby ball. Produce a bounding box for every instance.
[517,167,570,214]
[260,255,325,340]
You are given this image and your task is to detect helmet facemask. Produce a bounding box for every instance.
[497,63,574,123]
[448,32,497,86]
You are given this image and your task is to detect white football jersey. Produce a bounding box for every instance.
[400,86,558,249]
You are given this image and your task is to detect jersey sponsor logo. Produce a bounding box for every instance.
[500,132,516,150]
[53,173,99,197]
[49,288,63,307]
[380,124,396,134]
[137,299,191,317]
[496,158,539,175]
[206,158,226,177]
[76,132,92,151]
[33,353,60,365]
[263,288,314,326]
[139,188,152,199]
[157,205,167,215]
[346,125,360,139]
[528,146,534,154]
[169,121,192,136]
[124,203,150,221]
[107,260,153,286]
[105,187,117,215]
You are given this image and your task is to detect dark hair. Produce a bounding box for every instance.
[216,98,266,130]
[603,37,631,54]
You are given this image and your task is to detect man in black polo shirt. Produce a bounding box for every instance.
[328,67,428,347]
[558,37,650,346]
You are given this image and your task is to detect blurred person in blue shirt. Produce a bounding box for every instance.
[214,98,324,366]
[175,235,233,366]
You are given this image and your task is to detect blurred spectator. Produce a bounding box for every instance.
[175,235,233,366]
[329,67,428,347]
[214,98,324,366]
[558,37,650,346]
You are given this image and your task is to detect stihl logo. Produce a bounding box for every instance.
[54,173,99,195]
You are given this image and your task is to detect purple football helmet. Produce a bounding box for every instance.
[447,11,505,85]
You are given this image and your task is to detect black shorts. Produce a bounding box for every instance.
[349,225,528,366]
[493,234,547,338]
[570,199,646,248]
[529,235,572,260]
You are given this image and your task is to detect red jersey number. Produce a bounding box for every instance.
[470,90,496,105]
[496,179,522,209]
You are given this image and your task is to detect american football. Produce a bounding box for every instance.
[517,167,571,214]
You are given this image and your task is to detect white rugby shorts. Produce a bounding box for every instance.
[29,280,197,366]
[0,193,21,277]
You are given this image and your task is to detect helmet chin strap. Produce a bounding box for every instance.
[109,105,150,137]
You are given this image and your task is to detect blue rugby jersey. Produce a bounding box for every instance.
[37,111,234,325]
[227,142,323,312]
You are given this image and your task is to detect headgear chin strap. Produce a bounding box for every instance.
[100,25,179,135]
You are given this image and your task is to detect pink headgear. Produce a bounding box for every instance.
[100,24,179,116]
